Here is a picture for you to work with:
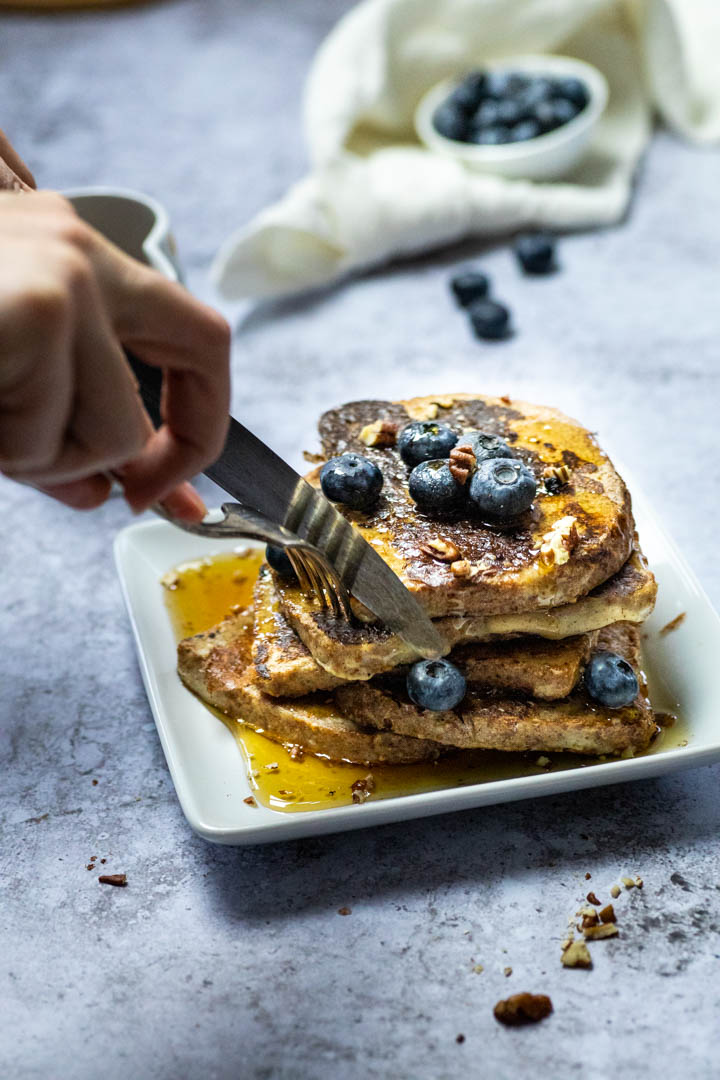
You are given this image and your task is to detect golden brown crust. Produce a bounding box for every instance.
[335,624,657,757]
[251,567,342,696]
[252,563,594,698]
[315,394,635,617]
[274,547,656,682]
[177,616,443,766]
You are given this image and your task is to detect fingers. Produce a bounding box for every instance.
[39,475,113,511]
[97,253,231,510]
[157,482,208,522]
[2,257,150,486]
[0,127,36,190]
[0,189,230,515]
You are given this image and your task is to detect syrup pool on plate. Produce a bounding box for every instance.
[163,549,686,814]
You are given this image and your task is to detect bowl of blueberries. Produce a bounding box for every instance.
[415,54,608,180]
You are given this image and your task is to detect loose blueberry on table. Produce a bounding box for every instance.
[467,298,511,340]
[398,421,458,467]
[450,270,490,307]
[407,658,467,711]
[265,544,296,580]
[320,453,383,510]
[584,651,639,709]
[409,460,466,512]
[468,457,536,522]
[514,232,556,274]
[431,68,590,146]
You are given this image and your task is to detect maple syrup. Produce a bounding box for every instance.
[163,549,687,814]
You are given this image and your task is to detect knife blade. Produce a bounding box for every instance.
[125,352,444,657]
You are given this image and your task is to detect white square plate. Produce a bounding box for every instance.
[114,486,720,846]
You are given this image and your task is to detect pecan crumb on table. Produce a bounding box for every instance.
[98,874,127,888]
[660,612,686,635]
[494,992,553,1026]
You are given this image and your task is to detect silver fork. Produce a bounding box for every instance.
[153,501,354,621]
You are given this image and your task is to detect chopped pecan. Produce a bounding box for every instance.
[660,612,686,636]
[580,911,599,930]
[599,904,615,923]
[493,993,553,1026]
[351,774,376,804]
[359,419,399,448]
[586,891,601,906]
[536,516,579,567]
[450,559,471,577]
[420,538,461,563]
[543,463,571,494]
[243,796,256,807]
[406,401,438,421]
[98,874,127,888]
[449,443,477,486]
[610,884,621,899]
[561,941,592,968]
[583,922,618,940]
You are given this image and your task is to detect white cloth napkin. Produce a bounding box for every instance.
[213,0,720,300]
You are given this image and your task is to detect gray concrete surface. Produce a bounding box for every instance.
[1,2,720,1078]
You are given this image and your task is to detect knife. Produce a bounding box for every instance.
[125,351,444,658]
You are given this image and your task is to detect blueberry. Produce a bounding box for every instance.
[265,544,296,580]
[516,76,553,111]
[533,97,579,133]
[467,298,511,340]
[508,119,542,142]
[469,125,511,145]
[408,460,465,512]
[484,71,529,99]
[471,99,502,129]
[551,96,581,125]
[514,232,556,274]
[468,457,536,522]
[320,453,383,510]
[463,430,515,463]
[398,421,458,468]
[449,72,487,112]
[450,270,490,307]
[433,102,469,141]
[556,76,589,109]
[532,99,564,133]
[496,98,524,126]
[407,658,467,711]
[585,651,639,709]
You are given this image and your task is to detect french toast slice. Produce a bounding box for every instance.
[313,395,635,617]
[177,613,443,765]
[335,624,657,757]
[273,546,657,682]
[252,566,344,696]
[252,564,595,699]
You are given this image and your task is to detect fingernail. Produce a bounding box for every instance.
[160,483,207,522]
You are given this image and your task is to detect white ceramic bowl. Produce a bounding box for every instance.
[415,55,608,181]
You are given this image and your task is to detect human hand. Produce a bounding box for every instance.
[0,126,35,192]
[0,190,231,519]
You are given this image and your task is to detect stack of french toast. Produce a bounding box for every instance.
[178,394,659,766]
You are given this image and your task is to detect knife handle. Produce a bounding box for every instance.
[125,349,163,429]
